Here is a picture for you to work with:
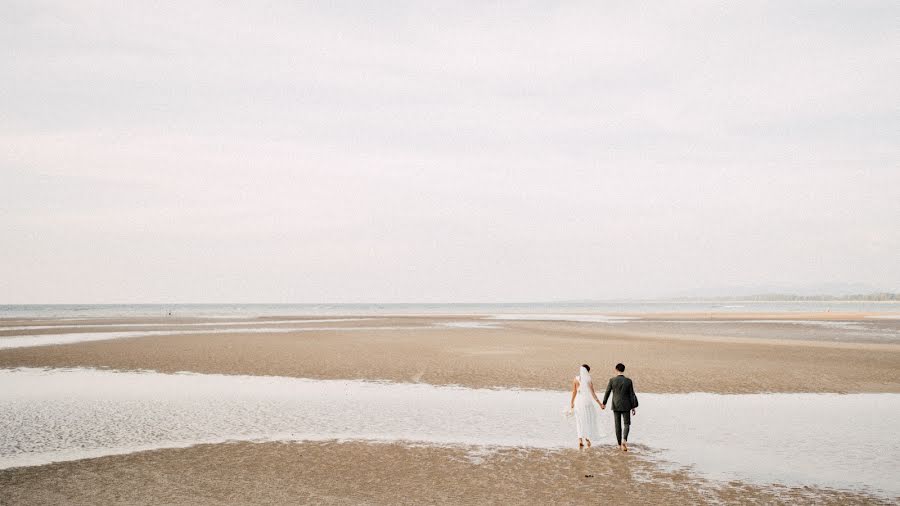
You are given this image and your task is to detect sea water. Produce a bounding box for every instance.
[0,323,433,349]
[2,301,899,319]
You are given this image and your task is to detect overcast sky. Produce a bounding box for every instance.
[2,1,898,303]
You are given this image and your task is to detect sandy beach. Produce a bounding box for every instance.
[1,441,890,505]
[2,314,898,393]
[1,312,898,505]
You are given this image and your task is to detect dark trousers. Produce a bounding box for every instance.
[613,410,631,444]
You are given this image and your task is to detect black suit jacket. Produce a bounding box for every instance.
[602,375,639,412]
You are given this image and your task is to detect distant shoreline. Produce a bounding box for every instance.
[2,300,899,321]
[664,293,899,302]
[3,296,900,306]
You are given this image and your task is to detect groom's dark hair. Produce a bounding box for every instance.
[615,363,625,372]
[582,364,590,372]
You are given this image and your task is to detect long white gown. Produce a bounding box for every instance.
[574,368,602,441]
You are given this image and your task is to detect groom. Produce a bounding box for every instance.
[600,363,639,451]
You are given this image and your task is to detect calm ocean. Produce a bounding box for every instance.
[1,302,898,319]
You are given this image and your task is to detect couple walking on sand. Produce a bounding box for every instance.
[569,363,638,451]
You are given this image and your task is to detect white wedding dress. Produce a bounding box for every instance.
[574,367,603,441]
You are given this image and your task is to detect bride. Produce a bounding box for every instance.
[570,364,603,448]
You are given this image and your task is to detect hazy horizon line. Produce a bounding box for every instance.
[4,295,899,306]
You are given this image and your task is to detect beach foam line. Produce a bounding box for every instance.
[0,367,897,497]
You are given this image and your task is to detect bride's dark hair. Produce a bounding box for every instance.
[581,364,590,372]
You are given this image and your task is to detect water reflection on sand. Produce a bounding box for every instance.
[1,368,897,498]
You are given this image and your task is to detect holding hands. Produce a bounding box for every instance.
[597,403,635,415]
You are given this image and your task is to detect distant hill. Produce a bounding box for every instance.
[674,292,899,302]
[658,282,899,301]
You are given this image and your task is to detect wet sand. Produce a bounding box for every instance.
[2,313,898,505]
[1,315,898,393]
[0,440,890,505]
